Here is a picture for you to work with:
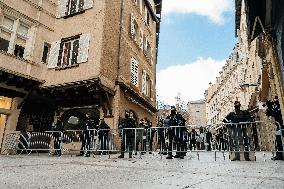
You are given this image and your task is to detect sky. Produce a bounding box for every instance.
[156,0,237,105]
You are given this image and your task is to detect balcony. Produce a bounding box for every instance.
[0,51,45,97]
[0,51,44,81]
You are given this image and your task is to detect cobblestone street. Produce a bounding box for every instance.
[0,152,283,189]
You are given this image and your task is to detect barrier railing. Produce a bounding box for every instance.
[2,121,283,160]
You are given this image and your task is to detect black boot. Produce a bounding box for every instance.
[118,153,124,158]
[271,155,283,160]
[166,155,173,159]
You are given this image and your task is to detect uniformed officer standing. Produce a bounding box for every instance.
[157,119,167,154]
[205,128,213,151]
[265,96,284,160]
[51,116,63,156]
[98,119,110,155]
[165,106,186,159]
[118,111,136,158]
[78,112,97,157]
[223,101,253,161]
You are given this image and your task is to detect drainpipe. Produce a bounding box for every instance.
[116,0,125,81]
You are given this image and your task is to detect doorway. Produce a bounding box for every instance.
[0,96,12,150]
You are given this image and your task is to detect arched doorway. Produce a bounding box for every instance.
[60,108,100,130]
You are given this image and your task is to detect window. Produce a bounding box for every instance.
[144,6,150,26]
[17,24,29,38]
[57,0,94,18]
[58,37,80,67]
[66,0,84,16]
[139,30,143,49]
[0,17,13,52]
[2,17,14,31]
[14,44,25,58]
[143,36,151,59]
[130,57,139,86]
[41,43,51,63]
[0,38,9,52]
[142,70,152,98]
[0,17,30,57]
[130,14,139,42]
[47,34,90,69]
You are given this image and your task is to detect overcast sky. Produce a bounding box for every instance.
[157,0,236,105]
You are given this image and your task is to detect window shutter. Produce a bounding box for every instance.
[83,0,94,10]
[150,79,154,100]
[150,48,154,64]
[143,37,148,55]
[56,0,68,18]
[47,40,61,68]
[144,6,147,24]
[130,57,138,87]
[130,13,135,36]
[142,70,146,94]
[139,30,143,49]
[78,33,90,63]
[140,0,143,14]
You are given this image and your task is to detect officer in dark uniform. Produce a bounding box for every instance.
[165,106,186,159]
[223,101,253,161]
[148,122,155,154]
[216,128,225,151]
[205,128,212,151]
[174,113,187,158]
[265,96,284,160]
[139,119,147,153]
[52,116,63,156]
[189,128,197,150]
[78,112,97,157]
[98,119,110,155]
[157,119,167,154]
[118,111,136,158]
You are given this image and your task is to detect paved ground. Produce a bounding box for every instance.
[0,152,283,189]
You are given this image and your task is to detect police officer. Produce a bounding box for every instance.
[118,111,136,158]
[165,106,186,159]
[189,128,198,150]
[223,101,253,161]
[157,119,167,154]
[216,128,225,151]
[175,113,187,158]
[51,116,63,156]
[265,96,284,160]
[205,128,212,151]
[78,112,97,157]
[98,118,110,155]
[148,122,155,154]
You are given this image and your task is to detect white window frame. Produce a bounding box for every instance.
[130,14,139,42]
[142,70,152,97]
[0,16,30,57]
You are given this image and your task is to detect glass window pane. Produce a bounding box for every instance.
[0,37,9,52]
[18,24,29,37]
[14,44,25,58]
[2,17,14,31]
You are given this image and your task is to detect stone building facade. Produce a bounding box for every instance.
[0,0,162,151]
[206,0,284,150]
[187,100,206,127]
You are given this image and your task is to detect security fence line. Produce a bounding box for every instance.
[2,121,283,161]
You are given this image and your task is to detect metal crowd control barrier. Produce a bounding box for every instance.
[2,121,283,161]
